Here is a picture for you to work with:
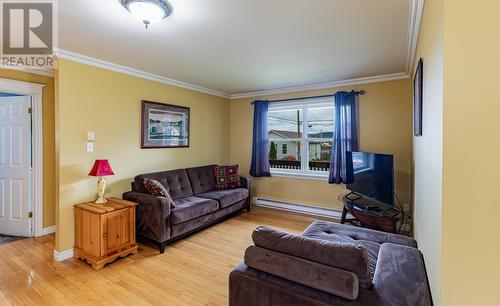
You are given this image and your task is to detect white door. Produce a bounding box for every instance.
[0,96,32,237]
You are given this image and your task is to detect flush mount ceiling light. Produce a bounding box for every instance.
[121,0,172,29]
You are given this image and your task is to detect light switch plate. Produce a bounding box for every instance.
[87,132,96,141]
[86,142,94,152]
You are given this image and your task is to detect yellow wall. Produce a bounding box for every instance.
[412,0,443,304]
[413,1,500,304]
[229,79,413,210]
[55,59,230,251]
[0,69,56,228]
[440,0,500,305]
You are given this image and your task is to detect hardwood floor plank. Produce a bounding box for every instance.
[0,207,337,305]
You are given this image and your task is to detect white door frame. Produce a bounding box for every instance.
[0,78,44,237]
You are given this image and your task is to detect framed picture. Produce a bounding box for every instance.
[413,58,423,136]
[141,100,190,148]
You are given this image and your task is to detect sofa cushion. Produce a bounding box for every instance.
[301,224,380,277]
[197,188,249,208]
[143,178,169,197]
[214,165,241,190]
[135,169,193,200]
[186,165,216,195]
[302,220,417,248]
[171,199,248,238]
[252,226,372,289]
[171,196,219,225]
[356,240,380,278]
[143,178,176,208]
[244,246,359,300]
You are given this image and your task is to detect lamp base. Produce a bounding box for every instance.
[95,197,107,204]
[94,176,107,204]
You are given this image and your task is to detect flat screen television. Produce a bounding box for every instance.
[345,151,394,206]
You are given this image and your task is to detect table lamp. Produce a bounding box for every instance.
[88,159,115,204]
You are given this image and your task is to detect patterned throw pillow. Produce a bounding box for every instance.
[143,178,176,208]
[214,165,241,190]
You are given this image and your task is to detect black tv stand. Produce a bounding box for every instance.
[341,193,402,233]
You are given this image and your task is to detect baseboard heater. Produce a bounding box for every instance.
[253,197,347,220]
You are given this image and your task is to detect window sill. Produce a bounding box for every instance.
[270,170,329,181]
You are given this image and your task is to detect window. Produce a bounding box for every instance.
[268,98,334,177]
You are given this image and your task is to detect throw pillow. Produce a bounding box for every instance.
[214,165,241,190]
[143,178,176,208]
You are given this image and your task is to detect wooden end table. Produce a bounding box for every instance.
[74,198,138,270]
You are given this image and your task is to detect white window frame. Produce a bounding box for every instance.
[268,98,334,180]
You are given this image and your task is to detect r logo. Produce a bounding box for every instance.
[2,2,53,55]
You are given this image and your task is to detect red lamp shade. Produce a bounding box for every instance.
[88,159,115,177]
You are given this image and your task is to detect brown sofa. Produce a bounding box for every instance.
[123,165,251,253]
[229,221,432,306]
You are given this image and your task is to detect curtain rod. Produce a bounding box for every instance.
[251,90,365,104]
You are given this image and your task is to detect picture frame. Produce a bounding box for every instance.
[413,58,423,136]
[141,100,190,149]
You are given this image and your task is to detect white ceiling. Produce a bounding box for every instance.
[58,0,413,96]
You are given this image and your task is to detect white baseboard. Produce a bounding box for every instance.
[42,226,56,235]
[253,197,348,220]
[53,248,74,262]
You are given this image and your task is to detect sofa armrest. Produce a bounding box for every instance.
[240,176,251,190]
[245,246,359,300]
[373,243,432,306]
[123,191,171,243]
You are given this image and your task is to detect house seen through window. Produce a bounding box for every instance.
[268,98,334,175]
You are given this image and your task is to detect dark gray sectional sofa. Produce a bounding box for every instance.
[229,221,432,306]
[123,165,251,253]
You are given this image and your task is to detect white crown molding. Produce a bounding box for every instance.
[406,0,425,75]
[54,49,411,100]
[53,248,74,262]
[228,72,410,99]
[55,49,230,98]
[42,226,56,236]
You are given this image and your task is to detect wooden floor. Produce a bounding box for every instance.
[0,235,24,246]
[0,207,335,306]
